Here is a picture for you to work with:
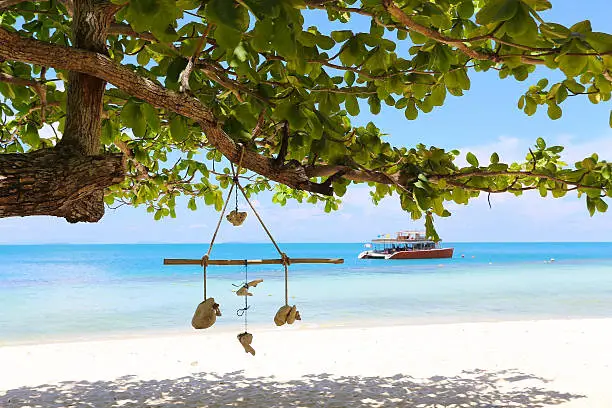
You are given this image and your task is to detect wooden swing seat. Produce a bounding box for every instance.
[164,258,344,266]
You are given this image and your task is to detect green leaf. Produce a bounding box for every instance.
[141,103,161,132]
[595,198,608,213]
[476,0,519,25]
[120,101,147,137]
[404,99,418,120]
[187,197,197,211]
[547,103,562,120]
[137,48,151,65]
[339,38,362,66]
[563,79,585,94]
[466,152,479,167]
[344,71,355,86]
[345,94,360,116]
[505,3,537,38]
[331,30,352,42]
[206,0,249,49]
[569,20,592,34]
[457,1,474,19]
[425,213,440,242]
[490,152,500,164]
[206,0,249,31]
[540,23,571,40]
[170,115,188,142]
[214,24,243,50]
[22,123,41,147]
[557,53,588,78]
[430,85,447,106]
[368,95,381,114]
[585,32,612,53]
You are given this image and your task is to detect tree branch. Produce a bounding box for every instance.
[0,149,125,222]
[382,0,502,63]
[0,0,27,9]
[114,139,149,180]
[381,0,558,67]
[108,22,156,42]
[0,27,336,194]
[2,26,603,199]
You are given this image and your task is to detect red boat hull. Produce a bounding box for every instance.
[387,248,454,259]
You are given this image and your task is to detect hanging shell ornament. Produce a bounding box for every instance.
[236,279,263,296]
[191,298,221,329]
[237,332,255,356]
[226,210,247,226]
[274,304,301,326]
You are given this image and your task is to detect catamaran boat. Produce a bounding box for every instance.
[358,230,454,260]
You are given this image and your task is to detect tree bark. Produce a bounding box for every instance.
[54,0,120,222]
[0,150,125,222]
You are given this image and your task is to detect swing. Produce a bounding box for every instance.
[164,145,344,354]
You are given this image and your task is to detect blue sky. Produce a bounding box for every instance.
[1,2,612,244]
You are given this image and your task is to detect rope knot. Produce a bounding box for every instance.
[281,253,290,266]
[201,254,209,267]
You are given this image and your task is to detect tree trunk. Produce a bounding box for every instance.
[0,150,125,221]
[53,0,118,222]
[60,0,115,155]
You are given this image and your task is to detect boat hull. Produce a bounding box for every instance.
[359,248,454,260]
[388,248,453,259]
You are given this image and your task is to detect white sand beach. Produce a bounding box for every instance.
[1,319,611,407]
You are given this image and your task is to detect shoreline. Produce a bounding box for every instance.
[2,318,612,407]
[3,314,611,347]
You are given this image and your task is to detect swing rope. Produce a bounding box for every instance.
[233,169,290,305]
[200,144,291,306]
[199,147,246,299]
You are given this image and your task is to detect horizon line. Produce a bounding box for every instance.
[1,241,612,246]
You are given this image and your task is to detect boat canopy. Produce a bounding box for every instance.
[371,230,437,244]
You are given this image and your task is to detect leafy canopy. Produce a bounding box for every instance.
[1,0,612,237]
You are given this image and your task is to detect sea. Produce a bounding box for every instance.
[1,242,612,345]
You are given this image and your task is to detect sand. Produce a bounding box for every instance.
[1,319,611,407]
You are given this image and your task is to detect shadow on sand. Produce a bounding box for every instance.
[1,368,584,407]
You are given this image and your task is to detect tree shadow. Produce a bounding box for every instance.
[1,368,584,407]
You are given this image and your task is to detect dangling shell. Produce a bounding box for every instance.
[274,305,292,326]
[226,210,247,226]
[236,286,253,296]
[237,332,255,355]
[191,298,220,329]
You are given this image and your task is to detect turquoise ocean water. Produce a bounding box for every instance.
[1,242,612,345]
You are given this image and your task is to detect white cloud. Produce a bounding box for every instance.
[188,223,208,229]
[455,132,612,167]
[456,135,525,166]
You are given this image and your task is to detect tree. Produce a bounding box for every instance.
[0,0,611,236]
